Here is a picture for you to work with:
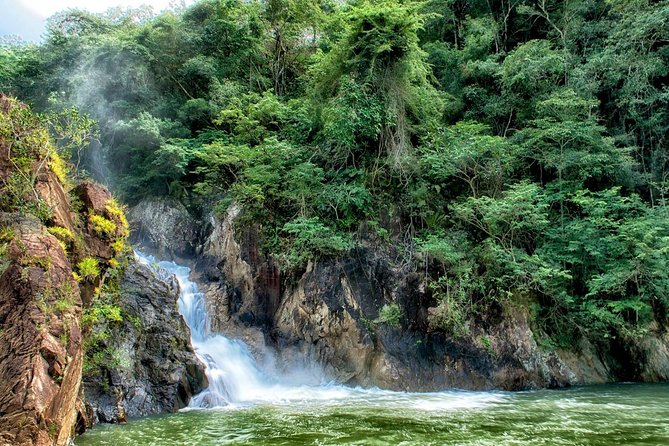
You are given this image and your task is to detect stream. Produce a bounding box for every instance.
[75,253,669,446]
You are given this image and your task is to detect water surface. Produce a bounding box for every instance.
[76,383,669,446]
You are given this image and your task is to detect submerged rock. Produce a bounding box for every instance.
[82,258,207,423]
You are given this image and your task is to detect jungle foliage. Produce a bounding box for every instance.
[3,0,669,345]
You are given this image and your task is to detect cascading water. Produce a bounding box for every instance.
[136,251,268,408]
[134,250,506,412]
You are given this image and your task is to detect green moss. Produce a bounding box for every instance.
[110,239,126,255]
[20,255,52,271]
[104,199,129,238]
[54,282,77,313]
[81,303,122,328]
[480,335,495,356]
[0,226,14,243]
[0,227,12,276]
[46,421,59,438]
[48,227,74,255]
[47,226,73,241]
[49,152,71,187]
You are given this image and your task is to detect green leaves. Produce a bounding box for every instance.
[282,217,354,269]
[519,89,636,186]
[537,189,669,340]
[8,0,669,349]
[422,121,519,198]
[311,0,441,164]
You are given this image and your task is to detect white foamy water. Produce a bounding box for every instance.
[135,251,506,412]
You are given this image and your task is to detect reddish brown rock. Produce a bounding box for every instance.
[0,216,83,446]
[35,171,76,235]
[74,181,127,265]
[0,98,128,446]
[74,182,112,216]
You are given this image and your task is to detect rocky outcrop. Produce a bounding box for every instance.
[0,177,127,446]
[0,97,204,445]
[128,197,200,261]
[195,206,280,332]
[0,214,84,446]
[192,207,668,391]
[270,249,612,391]
[82,258,207,424]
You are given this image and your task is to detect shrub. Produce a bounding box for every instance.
[49,152,70,186]
[377,303,402,327]
[77,257,100,281]
[89,214,116,236]
[47,226,73,241]
[282,217,354,269]
[104,199,129,238]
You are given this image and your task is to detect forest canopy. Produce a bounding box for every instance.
[2,0,669,346]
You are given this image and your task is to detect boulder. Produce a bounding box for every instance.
[83,258,207,422]
[128,197,200,260]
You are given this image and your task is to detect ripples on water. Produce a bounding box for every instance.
[75,383,669,445]
[76,254,669,445]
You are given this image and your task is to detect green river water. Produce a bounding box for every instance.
[76,383,669,446]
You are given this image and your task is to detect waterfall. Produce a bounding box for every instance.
[136,251,269,408]
[134,250,507,412]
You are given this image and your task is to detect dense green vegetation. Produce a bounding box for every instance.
[2,0,669,347]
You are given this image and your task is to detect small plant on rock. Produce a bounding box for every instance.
[76,257,100,281]
[89,214,116,237]
[377,303,402,327]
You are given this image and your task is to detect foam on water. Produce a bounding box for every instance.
[135,251,506,412]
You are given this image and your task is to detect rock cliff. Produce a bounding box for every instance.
[128,197,201,261]
[0,97,206,445]
[82,258,207,424]
[195,210,611,390]
[130,198,669,391]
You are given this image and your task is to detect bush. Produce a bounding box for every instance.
[77,257,100,281]
[282,217,354,269]
[47,226,73,241]
[89,214,116,236]
[377,303,402,327]
[104,199,129,238]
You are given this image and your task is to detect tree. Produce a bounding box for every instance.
[312,0,443,166]
[422,121,519,198]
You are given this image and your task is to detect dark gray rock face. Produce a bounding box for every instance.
[270,248,611,391]
[128,198,201,261]
[83,259,207,423]
[194,210,669,391]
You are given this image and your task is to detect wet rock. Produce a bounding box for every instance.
[128,197,200,260]
[638,322,669,381]
[195,206,280,333]
[83,258,207,422]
